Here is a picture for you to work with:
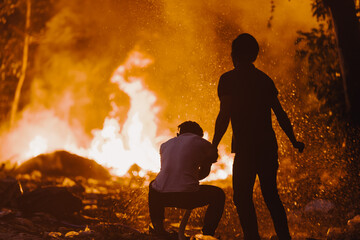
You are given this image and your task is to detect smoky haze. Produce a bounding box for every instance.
[30,0,316,135]
[1,0,320,165]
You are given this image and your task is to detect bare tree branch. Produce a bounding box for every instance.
[10,0,31,127]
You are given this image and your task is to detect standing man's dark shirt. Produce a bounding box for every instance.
[218,64,278,156]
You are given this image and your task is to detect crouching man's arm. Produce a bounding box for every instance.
[198,146,218,180]
[199,162,212,180]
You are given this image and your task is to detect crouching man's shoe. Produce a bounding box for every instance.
[194,234,219,240]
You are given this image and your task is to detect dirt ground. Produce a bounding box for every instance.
[0,169,359,240]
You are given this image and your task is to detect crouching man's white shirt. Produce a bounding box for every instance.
[152,133,217,193]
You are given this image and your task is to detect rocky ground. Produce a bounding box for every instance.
[1,175,359,240]
[0,152,359,240]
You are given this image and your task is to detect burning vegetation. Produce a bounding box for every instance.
[0,0,360,239]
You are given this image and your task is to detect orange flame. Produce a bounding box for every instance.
[87,51,163,175]
[1,50,232,180]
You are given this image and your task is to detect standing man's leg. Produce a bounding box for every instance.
[233,155,261,240]
[258,160,291,240]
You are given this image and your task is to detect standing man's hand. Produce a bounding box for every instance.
[199,145,218,180]
[293,141,305,153]
[208,145,219,163]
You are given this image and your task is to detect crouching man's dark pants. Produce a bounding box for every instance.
[148,182,225,236]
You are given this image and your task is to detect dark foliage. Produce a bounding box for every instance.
[294,1,360,223]
[295,24,345,121]
[311,0,331,21]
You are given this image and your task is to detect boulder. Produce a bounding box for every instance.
[0,177,22,208]
[18,186,82,217]
[16,151,111,180]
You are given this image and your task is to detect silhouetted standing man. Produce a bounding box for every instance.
[212,33,305,240]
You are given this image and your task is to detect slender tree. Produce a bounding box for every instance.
[9,0,31,127]
[0,0,23,123]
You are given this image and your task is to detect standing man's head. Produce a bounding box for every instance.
[177,121,204,137]
[231,33,259,66]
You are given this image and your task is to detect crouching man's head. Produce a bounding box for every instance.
[177,121,204,137]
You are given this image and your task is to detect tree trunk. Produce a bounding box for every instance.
[325,0,360,211]
[9,0,31,127]
[325,0,360,125]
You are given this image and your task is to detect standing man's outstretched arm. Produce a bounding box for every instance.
[212,96,231,148]
[271,96,305,153]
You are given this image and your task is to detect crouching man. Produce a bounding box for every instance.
[149,121,225,239]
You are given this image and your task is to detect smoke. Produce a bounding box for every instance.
[0,108,89,163]
[28,0,316,133]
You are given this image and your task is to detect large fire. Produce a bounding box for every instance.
[5,50,232,180]
[0,0,336,185]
